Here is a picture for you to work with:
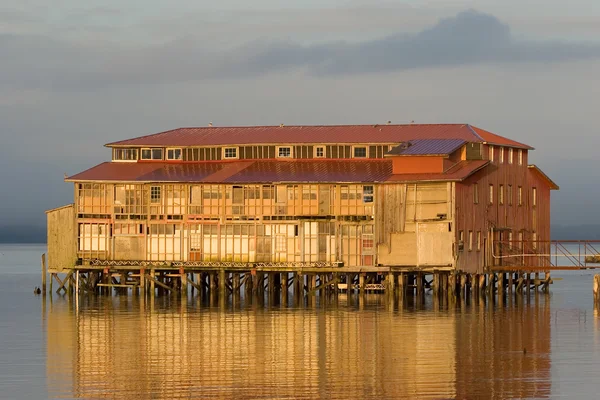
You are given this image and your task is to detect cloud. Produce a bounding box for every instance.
[2,9,599,92]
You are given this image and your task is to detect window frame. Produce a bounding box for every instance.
[473,183,479,204]
[314,146,325,158]
[352,146,368,158]
[499,184,504,205]
[113,148,138,162]
[222,147,239,159]
[499,147,504,164]
[166,148,183,161]
[489,184,494,205]
[508,148,513,164]
[518,186,523,206]
[518,149,523,165]
[489,145,494,162]
[532,187,537,207]
[141,148,164,160]
[150,186,162,204]
[276,146,293,158]
[363,185,374,203]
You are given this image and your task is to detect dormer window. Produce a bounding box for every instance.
[113,148,138,161]
[353,146,367,158]
[141,148,163,160]
[277,146,292,158]
[223,147,238,159]
[315,146,325,158]
[166,148,182,160]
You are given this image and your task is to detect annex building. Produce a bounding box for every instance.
[47,123,558,275]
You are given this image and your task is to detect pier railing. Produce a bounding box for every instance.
[492,240,600,270]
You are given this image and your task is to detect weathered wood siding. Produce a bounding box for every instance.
[46,204,77,272]
[454,147,552,273]
[377,183,454,267]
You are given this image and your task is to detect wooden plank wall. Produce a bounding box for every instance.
[46,204,77,271]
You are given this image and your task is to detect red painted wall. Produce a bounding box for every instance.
[392,156,444,174]
[454,146,553,273]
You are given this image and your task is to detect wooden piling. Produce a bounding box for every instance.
[359,274,365,294]
[397,273,406,297]
[41,254,47,295]
[594,275,600,302]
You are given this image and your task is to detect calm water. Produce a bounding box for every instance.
[1,244,600,399]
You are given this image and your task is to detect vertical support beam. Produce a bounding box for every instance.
[397,273,406,298]
[432,273,440,297]
[311,275,317,295]
[333,273,339,296]
[140,268,146,297]
[460,274,467,298]
[594,275,600,303]
[508,272,514,294]
[359,273,365,295]
[416,272,423,296]
[180,268,187,298]
[346,273,353,295]
[387,272,395,295]
[448,274,456,299]
[150,269,155,298]
[478,274,486,296]
[219,269,226,294]
[41,254,47,295]
[281,273,288,305]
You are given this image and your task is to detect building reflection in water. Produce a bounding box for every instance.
[45,294,551,399]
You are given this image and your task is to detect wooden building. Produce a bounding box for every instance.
[47,123,557,276]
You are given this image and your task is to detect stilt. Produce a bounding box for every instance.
[359,273,365,295]
[281,273,288,305]
[478,274,486,296]
[150,269,155,298]
[416,272,423,296]
[180,268,187,298]
[387,272,395,295]
[219,269,226,294]
[460,274,467,297]
[448,274,456,298]
[398,273,406,298]
[508,272,514,293]
[594,275,600,302]
[432,273,440,297]
[41,254,47,295]
[140,268,146,297]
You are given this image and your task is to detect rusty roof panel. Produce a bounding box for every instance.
[106,124,491,147]
[387,139,465,156]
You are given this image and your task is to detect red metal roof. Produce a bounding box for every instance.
[469,126,532,149]
[528,165,559,190]
[105,124,531,149]
[67,159,489,184]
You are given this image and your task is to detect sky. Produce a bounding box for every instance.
[1,0,600,229]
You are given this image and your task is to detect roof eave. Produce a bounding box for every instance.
[527,165,559,190]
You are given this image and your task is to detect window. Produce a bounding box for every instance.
[141,148,163,160]
[473,183,479,204]
[499,184,504,205]
[508,185,513,206]
[468,231,473,251]
[150,186,161,203]
[113,148,138,161]
[508,231,513,245]
[458,231,464,251]
[489,184,494,204]
[518,149,523,165]
[315,146,325,158]
[166,148,182,160]
[223,147,238,159]
[532,232,537,250]
[363,185,374,203]
[477,231,481,251]
[532,187,537,207]
[277,146,292,158]
[353,146,367,158]
[508,148,513,164]
[489,145,494,162]
[518,186,523,206]
[499,147,504,164]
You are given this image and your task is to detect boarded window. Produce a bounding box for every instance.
[489,145,494,162]
[477,231,481,251]
[489,184,494,204]
[532,187,537,206]
[508,148,513,164]
[508,185,513,206]
[468,231,473,251]
[473,183,479,204]
[499,184,504,205]
[518,186,523,205]
[113,148,138,161]
[518,149,523,165]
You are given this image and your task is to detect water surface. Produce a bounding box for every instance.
[1,244,600,399]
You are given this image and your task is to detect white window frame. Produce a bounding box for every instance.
[532,187,537,207]
[468,231,473,251]
[499,147,504,164]
[222,147,239,159]
[352,146,368,158]
[314,146,325,158]
[141,148,164,160]
[489,145,494,162]
[499,184,504,205]
[276,146,293,158]
[166,148,183,160]
[508,148,513,164]
[489,184,494,204]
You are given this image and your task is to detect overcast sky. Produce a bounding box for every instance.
[1,0,599,228]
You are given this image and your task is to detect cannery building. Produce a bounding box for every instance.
[47,124,558,274]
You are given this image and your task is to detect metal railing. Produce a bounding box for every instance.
[492,240,600,270]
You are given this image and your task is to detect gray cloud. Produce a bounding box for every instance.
[2,9,600,92]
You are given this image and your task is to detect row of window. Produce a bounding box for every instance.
[488,146,524,165]
[147,185,374,204]
[473,184,537,206]
[458,230,538,251]
[113,144,392,161]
